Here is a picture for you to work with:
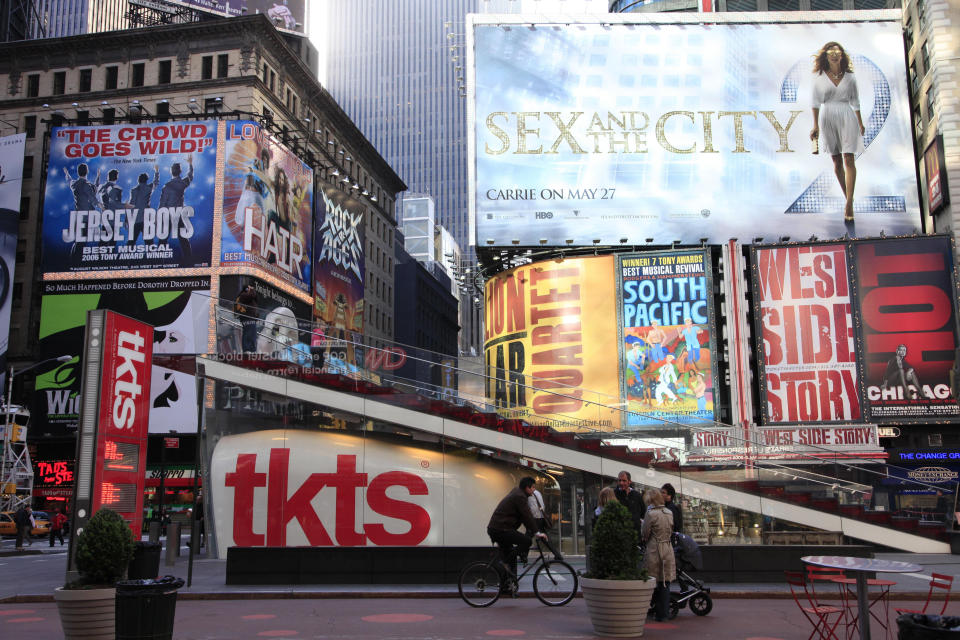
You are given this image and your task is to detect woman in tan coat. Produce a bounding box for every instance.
[642,488,676,621]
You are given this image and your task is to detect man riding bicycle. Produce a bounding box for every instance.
[487,477,548,590]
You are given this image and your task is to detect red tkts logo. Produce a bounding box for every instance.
[111,330,148,430]
[224,450,430,547]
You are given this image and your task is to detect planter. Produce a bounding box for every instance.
[581,576,656,638]
[54,586,115,640]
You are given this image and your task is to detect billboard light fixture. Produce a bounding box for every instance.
[699,237,709,245]
[71,102,79,107]
[539,238,548,244]
[645,238,654,243]
[808,234,817,241]
[511,239,520,245]
[592,239,601,244]
[619,237,628,243]
[486,238,495,245]
[565,239,574,244]
[779,236,790,242]
[753,237,764,244]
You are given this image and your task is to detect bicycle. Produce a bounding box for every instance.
[458,536,579,607]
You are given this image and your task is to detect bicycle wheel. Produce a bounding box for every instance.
[533,560,578,606]
[459,561,502,607]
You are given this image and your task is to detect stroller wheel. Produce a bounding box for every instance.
[668,599,680,620]
[689,593,713,616]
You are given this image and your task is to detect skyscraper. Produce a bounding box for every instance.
[30,0,129,38]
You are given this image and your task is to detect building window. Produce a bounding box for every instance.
[262,63,269,85]
[102,107,115,125]
[262,106,273,124]
[26,73,39,97]
[22,156,32,179]
[156,101,170,122]
[285,88,291,109]
[53,71,65,95]
[105,66,118,90]
[201,56,213,80]
[15,250,24,265]
[926,88,936,119]
[51,113,64,127]
[921,40,931,75]
[914,104,923,141]
[132,62,145,87]
[24,115,36,139]
[158,60,172,85]
[12,282,21,304]
[76,110,89,125]
[269,69,275,91]
[217,54,228,78]
[204,97,222,114]
[910,61,919,94]
[19,196,28,220]
[79,68,92,92]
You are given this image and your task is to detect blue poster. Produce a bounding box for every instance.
[42,122,217,273]
[616,250,718,427]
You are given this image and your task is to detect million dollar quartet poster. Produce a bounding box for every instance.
[41,122,217,272]
[313,186,365,366]
[483,255,621,431]
[221,121,313,293]
[753,243,861,424]
[616,251,718,428]
[855,236,960,422]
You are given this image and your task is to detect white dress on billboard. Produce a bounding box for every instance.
[812,72,863,155]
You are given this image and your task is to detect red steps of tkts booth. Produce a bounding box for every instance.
[221,356,947,543]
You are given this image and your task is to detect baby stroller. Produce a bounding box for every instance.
[647,532,713,619]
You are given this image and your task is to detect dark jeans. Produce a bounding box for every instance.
[653,580,671,621]
[487,527,531,574]
[49,528,64,546]
[241,320,258,352]
[15,525,27,548]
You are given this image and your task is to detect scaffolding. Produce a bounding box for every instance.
[0,405,33,512]
[126,0,207,29]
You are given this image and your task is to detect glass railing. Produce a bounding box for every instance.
[181,292,956,552]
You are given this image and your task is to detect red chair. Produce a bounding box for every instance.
[831,575,897,640]
[787,570,845,640]
[807,566,858,636]
[895,573,954,617]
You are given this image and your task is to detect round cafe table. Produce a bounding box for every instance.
[802,555,922,640]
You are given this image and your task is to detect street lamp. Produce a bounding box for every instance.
[0,356,71,507]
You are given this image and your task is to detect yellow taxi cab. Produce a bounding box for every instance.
[0,510,50,536]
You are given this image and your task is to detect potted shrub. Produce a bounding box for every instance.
[582,501,655,637]
[54,508,135,640]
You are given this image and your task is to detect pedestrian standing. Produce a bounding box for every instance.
[49,508,67,546]
[13,505,31,550]
[642,488,676,622]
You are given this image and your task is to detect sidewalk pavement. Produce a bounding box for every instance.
[1,543,959,603]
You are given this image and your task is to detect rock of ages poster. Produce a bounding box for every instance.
[42,122,217,273]
[616,250,718,428]
[855,236,960,422]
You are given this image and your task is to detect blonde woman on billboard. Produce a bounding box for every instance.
[809,41,866,223]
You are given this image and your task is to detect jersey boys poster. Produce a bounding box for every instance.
[754,244,860,424]
[483,255,621,431]
[221,121,313,293]
[855,237,960,421]
[616,250,718,427]
[42,122,217,272]
[313,187,365,349]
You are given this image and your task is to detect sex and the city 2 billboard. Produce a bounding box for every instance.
[615,250,719,427]
[0,133,25,389]
[752,235,960,425]
[41,122,217,272]
[470,17,918,246]
[221,121,313,293]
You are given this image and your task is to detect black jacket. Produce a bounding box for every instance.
[487,487,538,534]
[665,501,683,533]
[614,487,645,537]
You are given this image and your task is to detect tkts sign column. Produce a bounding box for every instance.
[67,310,152,578]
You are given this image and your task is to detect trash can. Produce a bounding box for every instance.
[128,542,162,580]
[115,576,185,640]
[897,614,960,640]
[949,531,960,555]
